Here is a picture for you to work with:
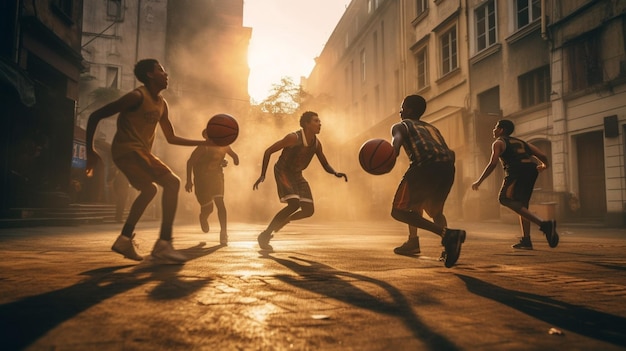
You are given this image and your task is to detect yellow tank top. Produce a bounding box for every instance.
[111,86,165,160]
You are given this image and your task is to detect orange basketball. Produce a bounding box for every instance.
[206,114,239,146]
[359,138,396,175]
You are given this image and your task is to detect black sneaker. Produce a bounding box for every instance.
[257,231,273,250]
[540,220,559,248]
[394,237,421,255]
[512,237,533,250]
[442,229,466,268]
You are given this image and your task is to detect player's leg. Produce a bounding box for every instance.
[155,172,180,241]
[258,199,300,250]
[266,199,300,232]
[214,196,228,245]
[150,165,186,262]
[111,154,158,261]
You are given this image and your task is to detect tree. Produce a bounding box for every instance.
[260,76,300,117]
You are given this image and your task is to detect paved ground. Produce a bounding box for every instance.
[0,219,625,350]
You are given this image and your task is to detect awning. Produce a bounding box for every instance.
[0,58,36,107]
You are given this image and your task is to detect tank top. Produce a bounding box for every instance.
[111,86,165,160]
[399,119,454,166]
[498,136,535,171]
[275,130,318,172]
[193,146,227,177]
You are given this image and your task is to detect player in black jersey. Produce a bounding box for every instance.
[252,111,347,250]
[472,119,559,249]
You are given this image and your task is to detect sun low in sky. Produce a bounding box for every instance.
[243,0,351,103]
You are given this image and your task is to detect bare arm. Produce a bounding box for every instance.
[527,143,549,171]
[252,133,298,190]
[185,147,203,192]
[158,101,207,147]
[472,139,505,190]
[391,123,405,158]
[315,142,348,182]
[226,146,239,165]
[85,90,142,177]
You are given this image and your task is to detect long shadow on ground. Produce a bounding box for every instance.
[0,242,221,350]
[266,253,459,351]
[457,274,626,347]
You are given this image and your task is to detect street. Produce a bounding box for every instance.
[0,219,625,350]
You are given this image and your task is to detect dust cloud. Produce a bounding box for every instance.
[149,27,433,231]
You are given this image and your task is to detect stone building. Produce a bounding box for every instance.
[305,0,626,226]
[78,0,251,206]
[0,0,84,215]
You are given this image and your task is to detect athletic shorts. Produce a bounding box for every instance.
[114,151,173,190]
[392,161,455,216]
[274,164,313,203]
[194,170,224,207]
[499,164,538,208]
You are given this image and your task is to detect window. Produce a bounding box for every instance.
[415,46,429,89]
[566,32,602,92]
[360,49,366,83]
[107,0,124,21]
[417,0,428,16]
[478,86,500,114]
[515,0,540,29]
[476,0,497,51]
[519,65,550,108]
[440,25,458,75]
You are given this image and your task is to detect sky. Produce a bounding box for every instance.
[243,0,351,103]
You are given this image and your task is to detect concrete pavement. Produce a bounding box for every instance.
[0,219,625,350]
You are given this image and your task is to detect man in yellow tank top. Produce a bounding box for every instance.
[86,59,208,263]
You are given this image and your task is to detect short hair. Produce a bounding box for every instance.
[134,59,159,84]
[299,111,318,128]
[402,95,427,119]
[497,119,515,135]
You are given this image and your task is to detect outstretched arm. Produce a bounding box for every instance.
[85,90,142,177]
[159,102,207,147]
[315,142,348,182]
[472,139,504,190]
[253,133,298,190]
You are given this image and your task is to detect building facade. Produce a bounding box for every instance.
[1,0,84,215]
[306,0,626,226]
[78,0,251,205]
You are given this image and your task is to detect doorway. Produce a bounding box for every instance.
[576,131,607,219]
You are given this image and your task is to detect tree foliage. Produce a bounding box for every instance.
[254,76,334,128]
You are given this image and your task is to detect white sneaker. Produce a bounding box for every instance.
[111,234,143,261]
[151,239,187,262]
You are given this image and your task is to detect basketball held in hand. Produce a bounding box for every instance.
[206,114,239,146]
[359,138,396,175]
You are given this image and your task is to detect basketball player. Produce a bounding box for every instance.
[390,95,465,268]
[185,129,239,245]
[252,111,347,250]
[472,119,559,249]
[86,58,208,263]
